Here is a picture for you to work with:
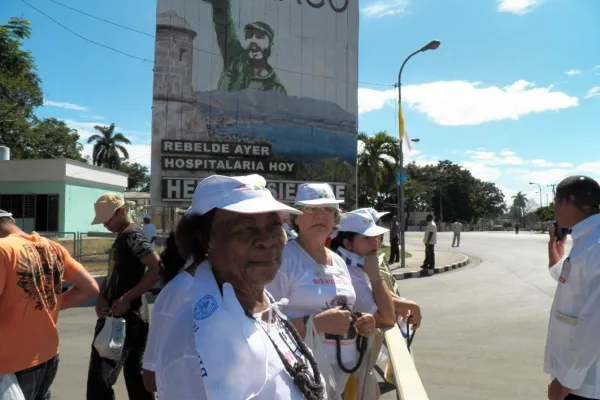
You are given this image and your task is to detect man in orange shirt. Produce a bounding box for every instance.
[0,210,99,400]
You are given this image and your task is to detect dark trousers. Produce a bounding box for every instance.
[86,314,154,400]
[389,237,400,263]
[423,244,435,268]
[14,355,59,400]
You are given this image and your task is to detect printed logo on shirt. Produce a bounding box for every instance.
[274,319,302,366]
[194,295,219,320]
[16,243,64,311]
[323,295,357,342]
[312,277,351,285]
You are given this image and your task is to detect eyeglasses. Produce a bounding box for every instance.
[299,207,337,214]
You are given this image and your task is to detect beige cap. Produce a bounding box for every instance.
[92,193,125,225]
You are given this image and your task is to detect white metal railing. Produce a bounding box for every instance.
[384,325,429,400]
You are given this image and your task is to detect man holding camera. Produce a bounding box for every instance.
[546,176,600,400]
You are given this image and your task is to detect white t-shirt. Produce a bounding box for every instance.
[336,248,379,316]
[143,223,157,249]
[266,240,359,391]
[150,273,315,399]
[424,221,437,244]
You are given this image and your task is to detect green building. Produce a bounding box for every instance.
[0,158,128,233]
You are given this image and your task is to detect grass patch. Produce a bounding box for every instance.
[379,245,411,261]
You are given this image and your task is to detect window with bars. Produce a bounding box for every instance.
[0,195,36,218]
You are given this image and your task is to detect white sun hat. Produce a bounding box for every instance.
[185,174,302,216]
[339,208,390,237]
[353,207,389,221]
[294,183,344,208]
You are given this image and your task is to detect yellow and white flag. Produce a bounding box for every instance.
[398,104,413,153]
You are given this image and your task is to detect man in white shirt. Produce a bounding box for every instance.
[421,215,437,269]
[142,214,157,249]
[451,219,462,247]
[546,175,600,400]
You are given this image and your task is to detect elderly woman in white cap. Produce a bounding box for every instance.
[266,184,377,399]
[144,174,325,400]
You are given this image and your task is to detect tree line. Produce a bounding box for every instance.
[0,17,149,191]
[357,131,507,226]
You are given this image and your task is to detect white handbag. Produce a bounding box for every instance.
[93,316,127,361]
[0,374,25,400]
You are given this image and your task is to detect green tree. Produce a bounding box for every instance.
[511,191,528,224]
[87,123,131,169]
[403,179,430,229]
[0,18,43,153]
[534,202,555,223]
[119,162,150,192]
[357,131,398,206]
[21,117,85,161]
[396,160,505,223]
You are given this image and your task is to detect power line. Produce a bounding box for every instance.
[46,0,154,38]
[20,0,153,63]
[31,0,394,87]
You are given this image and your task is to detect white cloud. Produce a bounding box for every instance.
[496,0,544,15]
[460,161,503,181]
[565,69,581,76]
[82,143,151,167]
[361,0,409,18]
[64,119,101,140]
[585,86,600,99]
[80,115,104,120]
[43,100,88,111]
[465,149,573,168]
[358,80,578,126]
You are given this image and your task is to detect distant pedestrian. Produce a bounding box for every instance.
[0,210,99,400]
[389,215,400,264]
[451,219,462,247]
[545,176,600,400]
[86,193,160,400]
[515,222,520,234]
[142,214,157,250]
[421,215,437,269]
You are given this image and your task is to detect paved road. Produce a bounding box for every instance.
[51,231,566,399]
[380,230,569,399]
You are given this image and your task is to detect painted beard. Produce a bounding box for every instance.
[247,44,270,62]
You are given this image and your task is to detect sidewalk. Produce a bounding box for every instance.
[387,245,470,280]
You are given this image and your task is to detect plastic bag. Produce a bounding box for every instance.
[0,374,25,400]
[93,316,126,361]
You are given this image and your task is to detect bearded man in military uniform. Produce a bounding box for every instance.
[204,0,287,94]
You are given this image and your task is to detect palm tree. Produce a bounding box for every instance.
[511,191,528,224]
[357,131,398,206]
[87,123,131,169]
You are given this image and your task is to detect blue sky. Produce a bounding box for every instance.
[3,0,600,206]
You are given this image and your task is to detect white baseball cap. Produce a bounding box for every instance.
[0,210,14,222]
[339,208,389,237]
[353,207,389,221]
[186,174,302,217]
[294,182,344,208]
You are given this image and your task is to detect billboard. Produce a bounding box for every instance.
[150,0,358,206]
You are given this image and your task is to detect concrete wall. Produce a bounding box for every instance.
[64,181,125,233]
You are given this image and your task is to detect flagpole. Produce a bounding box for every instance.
[396,40,441,269]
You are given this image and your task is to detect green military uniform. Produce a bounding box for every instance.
[209,0,287,94]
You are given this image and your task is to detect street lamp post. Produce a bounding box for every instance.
[397,40,440,268]
[529,182,543,208]
[548,184,557,197]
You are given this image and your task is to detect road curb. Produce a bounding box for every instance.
[392,254,470,280]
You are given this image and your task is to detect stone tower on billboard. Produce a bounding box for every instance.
[151,10,209,205]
